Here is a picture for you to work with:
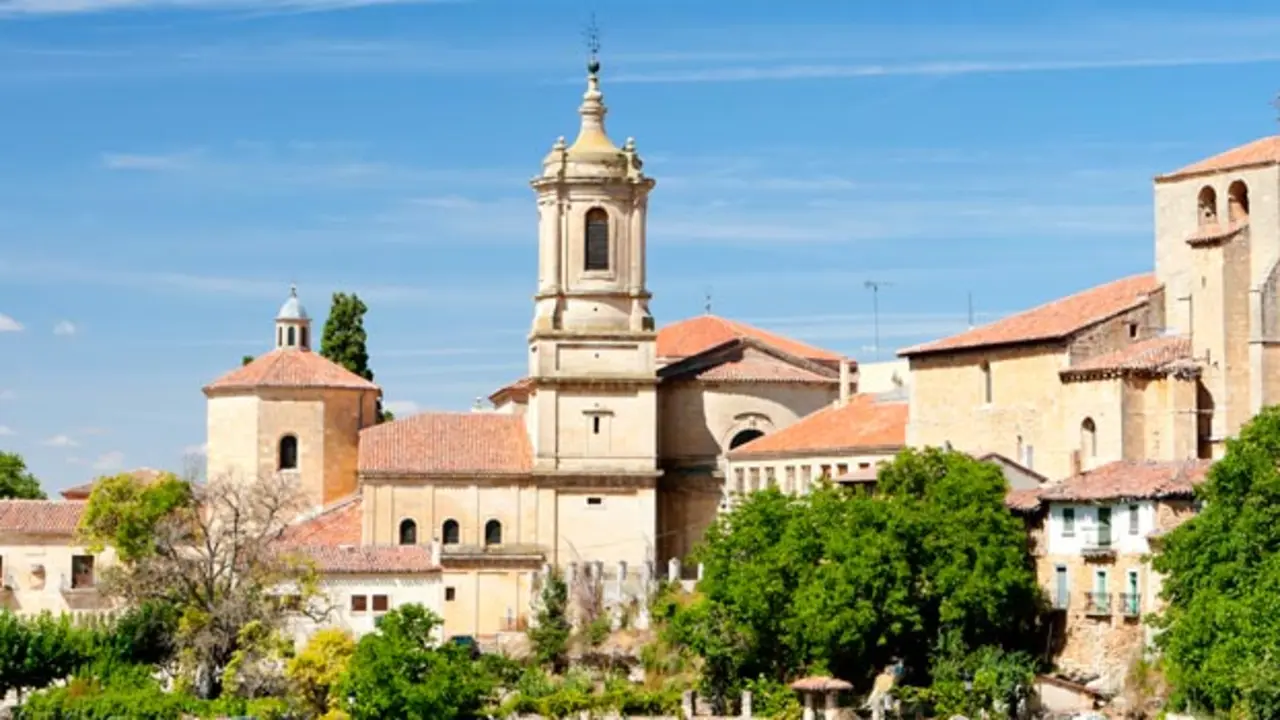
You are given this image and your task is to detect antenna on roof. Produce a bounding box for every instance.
[704,287,713,315]
[864,280,892,361]
[967,292,975,329]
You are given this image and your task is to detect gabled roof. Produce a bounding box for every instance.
[899,274,1159,357]
[1038,459,1212,503]
[660,338,840,386]
[204,349,379,394]
[359,412,533,476]
[0,500,85,536]
[657,314,843,364]
[1061,335,1196,382]
[282,494,362,546]
[61,467,168,501]
[1157,135,1280,182]
[727,394,907,459]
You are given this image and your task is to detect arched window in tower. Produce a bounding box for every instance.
[441,519,460,545]
[300,326,309,350]
[584,207,610,271]
[1197,186,1218,226]
[278,435,298,471]
[484,519,502,546]
[277,327,284,347]
[1081,417,1097,458]
[398,519,417,546]
[729,429,765,450]
[287,326,296,347]
[1229,180,1250,223]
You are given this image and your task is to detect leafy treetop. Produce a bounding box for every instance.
[0,451,45,500]
[319,292,391,423]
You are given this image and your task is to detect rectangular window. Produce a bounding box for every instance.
[765,467,776,489]
[351,595,368,612]
[836,463,849,477]
[982,362,993,403]
[785,466,796,494]
[586,497,603,506]
[734,468,745,494]
[71,555,95,589]
[445,587,456,602]
[372,595,389,613]
[1054,565,1068,609]
[1062,508,1076,537]
[1129,504,1140,535]
[748,467,760,492]
[1097,507,1112,547]
[584,210,609,271]
[1022,444,1035,470]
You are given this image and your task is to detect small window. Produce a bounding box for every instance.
[71,555,95,589]
[1022,444,1035,470]
[398,519,417,546]
[371,595,389,613]
[584,207,610,271]
[1197,185,1218,226]
[484,520,502,546]
[1063,508,1076,537]
[1081,418,1097,458]
[351,595,368,612]
[1129,504,1140,535]
[592,416,601,435]
[278,435,299,471]
[981,362,993,404]
[1229,180,1250,222]
[277,327,283,346]
[1127,322,1138,339]
[442,519,460,545]
[445,587,456,602]
[300,326,309,349]
[287,326,296,346]
[587,497,603,506]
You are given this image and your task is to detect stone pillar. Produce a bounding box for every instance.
[823,691,838,720]
[668,557,681,582]
[741,689,753,718]
[681,690,695,720]
[802,694,816,720]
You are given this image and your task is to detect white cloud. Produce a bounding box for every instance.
[102,150,201,171]
[43,434,78,447]
[0,313,23,332]
[0,426,14,436]
[52,320,76,336]
[91,450,125,471]
[383,400,420,417]
[182,442,208,456]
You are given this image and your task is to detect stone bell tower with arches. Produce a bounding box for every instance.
[525,48,660,490]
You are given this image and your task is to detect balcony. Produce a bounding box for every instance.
[1081,531,1117,561]
[1119,593,1141,618]
[1084,592,1112,617]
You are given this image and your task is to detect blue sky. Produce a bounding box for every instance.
[0,0,1278,491]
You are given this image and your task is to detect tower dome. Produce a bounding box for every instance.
[541,58,646,181]
[277,285,309,321]
[275,285,312,351]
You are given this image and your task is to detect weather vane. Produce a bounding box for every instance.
[584,13,601,74]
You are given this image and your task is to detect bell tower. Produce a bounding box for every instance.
[526,50,659,476]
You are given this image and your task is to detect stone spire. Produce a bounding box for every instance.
[567,54,618,156]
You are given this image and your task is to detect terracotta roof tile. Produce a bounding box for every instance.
[205,350,379,393]
[1005,489,1043,513]
[61,467,169,500]
[359,412,532,476]
[657,314,843,363]
[728,394,907,459]
[900,274,1159,357]
[489,377,535,405]
[1061,335,1194,380]
[1038,459,1212,503]
[1158,135,1280,181]
[291,544,440,574]
[0,500,85,535]
[1187,221,1248,247]
[282,495,362,546]
[695,354,837,384]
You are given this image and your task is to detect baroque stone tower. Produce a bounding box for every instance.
[526,55,660,476]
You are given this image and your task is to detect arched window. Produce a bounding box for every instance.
[278,435,298,470]
[729,429,765,450]
[300,326,309,350]
[484,520,502,546]
[1229,180,1250,222]
[1197,186,1218,226]
[287,326,296,346]
[584,208,610,271]
[1081,418,1097,458]
[441,519,460,545]
[277,327,283,347]
[398,519,417,546]
[981,361,993,404]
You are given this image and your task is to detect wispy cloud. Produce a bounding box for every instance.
[383,399,419,416]
[182,442,208,456]
[53,320,77,336]
[0,0,463,17]
[43,434,78,447]
[0,426,14,436]
[0,313,23,332]
[91,450,124,471]
[102,150,202,172]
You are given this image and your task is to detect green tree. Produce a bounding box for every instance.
[528,567,572,673]
[0,611,92,702]
[288,628,356,717]
[242,355,255,366]
[339,604,492,720]
[1152,406,1280,716]
[319,292,391,422]
[0,451,45,500]
[668,448,1041,706]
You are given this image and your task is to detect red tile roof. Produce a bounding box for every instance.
[1061,335,1194,381]
[204,349,379,393]
[1005,489,1043,513]
[1038,459,1212,503]
[282,495,362,546]
[1187,221,1248,247]
[728,394,907,459]
[657,314,843,363]
[1158,135,1280,181]
[359,412,533,476]
[489,377,535,405]
[0,500,85,536]
[61,468,169,500]
[900,274,1160,357]
[694,353,836,384]
[291,544,440,574]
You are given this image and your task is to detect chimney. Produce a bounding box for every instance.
[838,358,851,406]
